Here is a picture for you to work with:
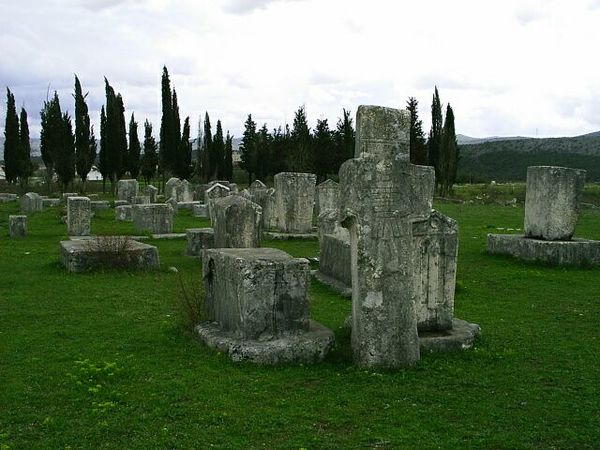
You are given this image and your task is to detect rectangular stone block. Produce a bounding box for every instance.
[42,198,61,208]
[117,179,139,203]
[91,200,110,210]
[0,193,18,202]
[524,166,586,240]
[61,193,79,203]
[132,203,173,234]
[202,248,310,340]
[315,179,340,215]
[9,215,27,237]
[213,196,262,248]
[115,205,133,221]
[20,192,43,213]
[318,232,351,289]
[192,203,208,218]
[273,172,317,233]
[67,196,91,236]
[186,228,214,256]
[144,185,158,203]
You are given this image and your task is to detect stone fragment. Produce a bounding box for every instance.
[144,185,159,203]
[0,193,18,202]
[192,203,208,218]
[115,205,133,221]
[91,200,110,210]
[315,179,340,215]
[67,196,91,236]
[213,195,262,248]
[197,248,334,364]
[165,178,194,202]
[273,172,317,233]
[9,215,27,237]
[42,198,61,208]
[20,192,43,213]
[133,204,173,234]
[177,201,201,210]
[524,166,586,240]
[165,197,178,213]
[114,200,128,207]
[185,228,214,256]
[117,179,138,203]
[133,196,150,205]
[204,183,230,224]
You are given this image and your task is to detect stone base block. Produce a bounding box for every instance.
[186,228,214,256]
[312,270,351,297]
[0,193,18,202]
[42,198,61,207]
[487,233,600,266]
[60,238,159,272]
[115,205,133,221]
[91,200,110,210]
[263,231,318,240]
[318,233,351,289]
[114,200,129,207]
[195,320,335,365]
[178,201,201,210]
[192,203,208,218]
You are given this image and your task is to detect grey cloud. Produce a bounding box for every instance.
[224,0,304,14]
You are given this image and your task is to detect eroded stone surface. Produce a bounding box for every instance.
[91,200,110,210]
[186,228,214,256]
[9,215,27,237]
[315,179,340,216]
[213,196,262,248]
[166,178,194,202]
[115,205,133,221]
[132,204,173,234]
[273,172,317,233]
[192,203,208,218]
[205,183,231,224]
[117,179,138,203]
[67,197,91,236]
[524,166,586,241]
[21,192,43,213]
[144,185,158,203]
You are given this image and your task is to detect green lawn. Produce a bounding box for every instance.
[0,200,599,449]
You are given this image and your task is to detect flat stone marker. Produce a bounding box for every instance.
[0,193,18,202]
[42,198,61,208]
[196,248,334,364]
[117,179,138,203]
[524,166,586,240]
[339,105,434,368]
[273,172,317,233]
[9,215,27,237]
[133,203,173,234]
[67,196,91,236]
[133,196,151,205]
[213,195,262,248]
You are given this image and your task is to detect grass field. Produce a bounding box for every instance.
[0,200,599,449]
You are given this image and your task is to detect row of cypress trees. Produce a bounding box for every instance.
[3,89,33,185]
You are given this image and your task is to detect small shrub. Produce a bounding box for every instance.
[173,269,207,332]
[83,236,135,270]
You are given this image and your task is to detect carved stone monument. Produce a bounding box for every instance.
[9,215,27,237]
[273,172,317,233]
[117,179,138,203]
[315,179,340,216]
[67,196,91,236]
[133,204,173,234]
[205,183,230,224]
[21,192,43,213]
[213,196,262,248]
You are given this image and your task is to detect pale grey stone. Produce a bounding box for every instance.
[213,195,262,248]
[133,196,151,205]
[165,197,178,213]
[0,193,18,202]
[42,198,61,207]
[133,203,173,234]
[487,233,600,266]
[60,238,159,272]
[194,184,209,201]
[20,192,43,213]
[339,105,431,368]
[91,200,110,210]
[114,200,128,207]
[61,193,79,203]
[192,203,208,218]
[197,248,334,364]
[262,231,318,240]
[249,179,266,190]
[144,185,158,203]
[315,232,351,296]
[115,205,133,221]
[315,179,340,216]
[205,183,231,224]
[185,228,214,256]
[524,166,586,241]
[177,201,201,210]
[117,179,138,203]
[87,194,99,200]
[9,215,27,237]
[263,188,277,230]
[67,197,91,236]
[273,172,317,233]
[166,178,194,202]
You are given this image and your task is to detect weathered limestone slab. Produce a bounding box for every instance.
[177,201,201,210]
[91,200,110,210]
[339,105,432,368]
[166,178,194,202]
[0,193,18,202]
[273,172,317,233]
[166,197,178,213]
[133,196,150,205]
[67,197,91,236]
[144,185,159,203]
[61,193,79,203]
[205,183,231,224]
[42,198,61,208]
[114,200,128,207]
[524,166,586,241]
[194,184,209,201]
[132,204,173,234]
[213,196,262,248]
[192,203,208,218]
[117,179,139,203]
[487,233,600,266]
[196,248,334,364]
[60,238,159,272]
[9,215,27,237]
[185,228,214,256]
[20,192,43,213]
[315,231,352,296]
[315,179,340,215]
[115,205,133,221]
[262,231,318,240]
[87,194,99,200]
[412,210,458,331]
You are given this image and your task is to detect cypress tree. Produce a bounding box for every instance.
[18,107,33,185]
[140,119,158,184]
[40,92,63,187]
[172,90,181,158]
[289,105,312,172]
[128,113,141,179]
[212,120,225,180]
[255,124,271,181]
[200,112,213,182]
[74,76,94,189]
[224,131,233,181]
[313,118,333,182]
[428,86,443,192]
[3,88,20,184]
[441,104,459,196]
[174,116,192,179]
[104,78,125,193]
[239,114,257,183]
[406,97,428,166]
[334,108,355,172]
[54,111,76,191]
[159,66,174,178]
[271,125,289,176]
[98,106,108,192]
[195,114,204,176]
[116,94,127,178]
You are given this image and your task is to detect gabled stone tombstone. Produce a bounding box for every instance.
[133,204,174,234]
[9,215,27,237]
[20,192,43,213]
[67,196,91,236]
[315,179,340,216]
[339,105,434,368]
[273,172,317,233]
[213,196,262,248]
[117,179,138,203]
[165,177,181,202]
[249,179,266,191]
[144,185,158,203]
[204,183,230,224]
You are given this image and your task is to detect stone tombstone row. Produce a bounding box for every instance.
[67,197,91,236]
[212,195,262,248]
[21,192,43,213]
[339,105,435,369]
[117,179,139,203]
[274,172,317,233]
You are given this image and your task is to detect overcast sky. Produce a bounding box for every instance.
[2,0,600,141]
